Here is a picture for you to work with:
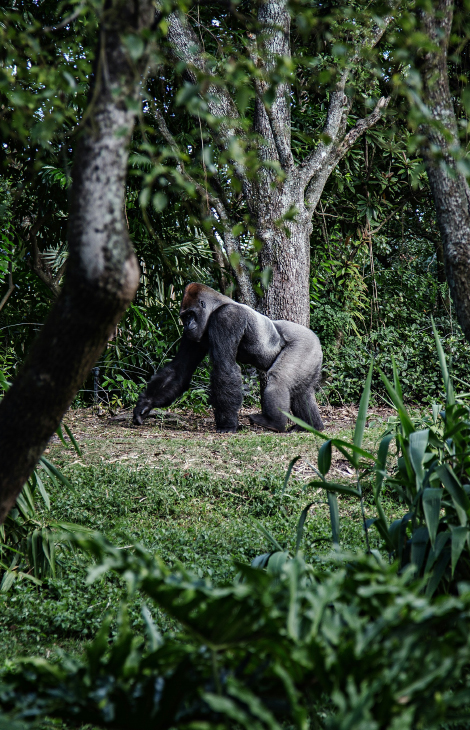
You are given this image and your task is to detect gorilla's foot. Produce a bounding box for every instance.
[248,413,285,432]
[216,427,237,433]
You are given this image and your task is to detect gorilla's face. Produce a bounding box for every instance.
[180,298,210,342]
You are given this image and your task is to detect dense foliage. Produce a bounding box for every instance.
[3,335,470,728]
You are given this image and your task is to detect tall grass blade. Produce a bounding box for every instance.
[63,423,82,456]
[39,457,73,490]
[352,360,374,468]
[327,492,340,547]
[295,503,314,554]
[392,356,403,402]
[379,370,415,436]
[280,457,301,496]
[251,518,284,552]
[432,318,455,406]
[34,471,51,511]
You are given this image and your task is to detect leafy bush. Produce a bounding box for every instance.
[3,533,470,729]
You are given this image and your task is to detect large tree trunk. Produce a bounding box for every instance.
[256,181,312,327]
[0,0,155,525]
[418,0,470,343]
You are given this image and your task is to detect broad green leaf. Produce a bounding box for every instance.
[409,429,429,488]
[251,553,271,569]
[327,492,340,546]
[352,359,373,467]
[437,464,470,525]
[451,526,468,576]
[422,488,442,547]
[142,604,163,652]
[425,547,450,597]
[411,526,429,572]
[424,531,450,574]
[375,434,393,498]
[86,614,113,674]
[0,569,17,593]
[318,440,332,476]
[267,551,290,576]
[432,318,455,406]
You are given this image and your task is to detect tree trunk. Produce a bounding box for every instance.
[418,0,470,343]
[256,181,312,326]
[0,0,155,525]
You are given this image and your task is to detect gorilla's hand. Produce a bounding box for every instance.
[133,396,152,425]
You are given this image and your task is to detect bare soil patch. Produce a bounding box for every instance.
[48,405,395,485]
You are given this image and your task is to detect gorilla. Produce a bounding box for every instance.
[133,283,324,433]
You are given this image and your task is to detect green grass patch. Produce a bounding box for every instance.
[0,415,392,667]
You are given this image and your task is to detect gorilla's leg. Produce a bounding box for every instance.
[249,373,290,432]
[250,321,323,433]
[208,307,245,433]
[290,389,324,431]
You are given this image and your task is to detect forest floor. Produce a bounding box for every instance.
[1,403,401,695]
[53,403,396,481]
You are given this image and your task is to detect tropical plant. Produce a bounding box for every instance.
[4,526,470,728]
[0,422,88,592]
[295,320,470,596]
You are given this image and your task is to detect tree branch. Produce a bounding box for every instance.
[252,77,294,172]
[150,104,255,305]
[251,0,294,173]
[334,96,391,162]
[298,8,397,190]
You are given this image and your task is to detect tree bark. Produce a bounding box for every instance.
[418,0,470,342]
[0,0,155,525]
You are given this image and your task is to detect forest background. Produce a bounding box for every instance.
[4,2,470,728]
[2,0,470,416]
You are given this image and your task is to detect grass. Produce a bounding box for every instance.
[0,408,394,670]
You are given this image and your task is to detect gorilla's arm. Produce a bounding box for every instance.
[133,335,208,424]
[208,305,246,433]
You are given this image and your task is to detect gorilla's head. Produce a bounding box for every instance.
[179,283,221,341]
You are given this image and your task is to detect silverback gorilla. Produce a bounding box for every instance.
[133,283,324,433]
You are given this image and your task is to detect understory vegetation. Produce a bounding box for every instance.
[3,1,470,727]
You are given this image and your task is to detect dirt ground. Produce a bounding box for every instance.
[49,404,396,484]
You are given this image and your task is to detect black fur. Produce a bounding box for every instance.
[133,283,324,433]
